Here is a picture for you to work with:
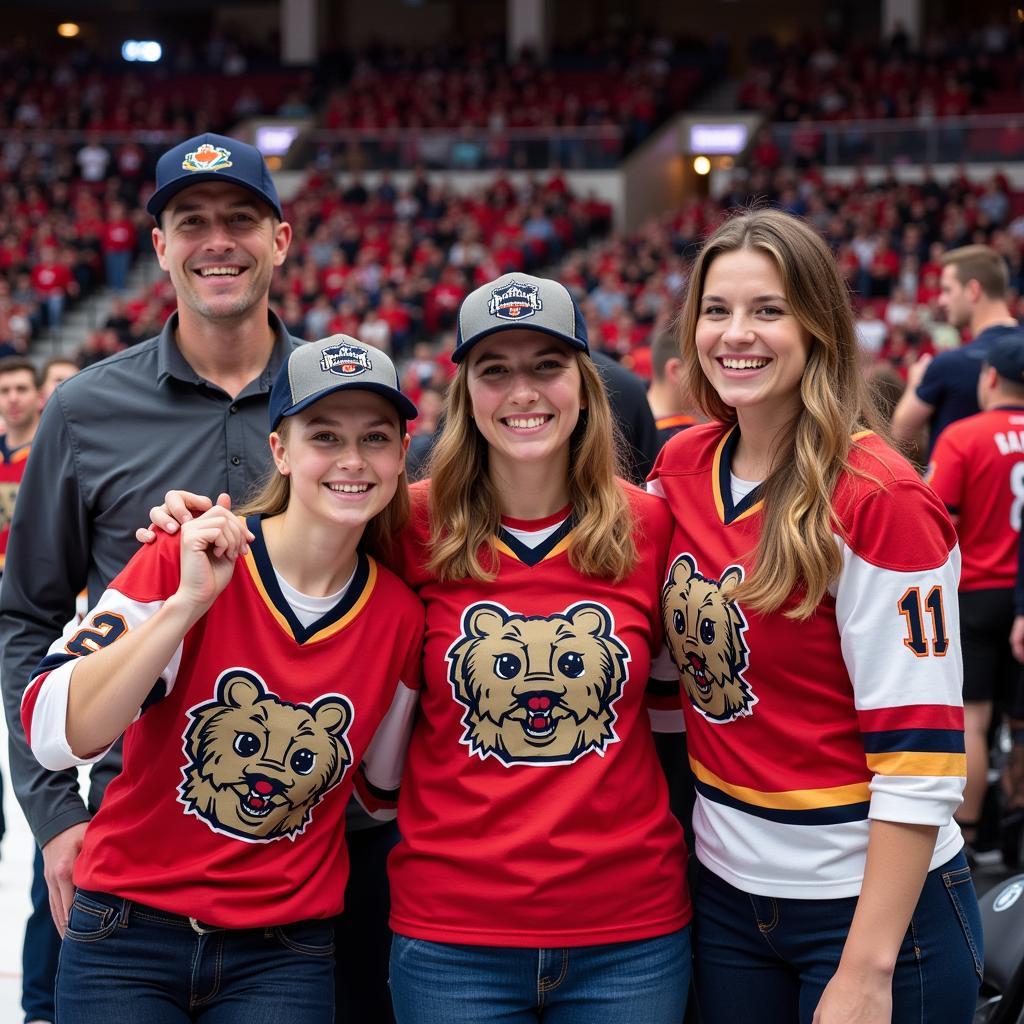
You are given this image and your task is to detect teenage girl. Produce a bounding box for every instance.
[23,337,424,1023]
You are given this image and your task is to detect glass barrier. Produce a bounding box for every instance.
[764,114,1024,167]
[302,127,625,171]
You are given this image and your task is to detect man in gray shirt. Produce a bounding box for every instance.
[0,132,297,937]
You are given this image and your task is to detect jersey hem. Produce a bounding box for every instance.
[696,829,964,899]
[388,909,692,948]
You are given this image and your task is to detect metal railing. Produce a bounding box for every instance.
[300,126,626,171]
[764,113,1024,166]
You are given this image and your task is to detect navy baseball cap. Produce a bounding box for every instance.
[987,332,1024,383]
[453,273,589,363]
[146,133,283,221]
[270,336,417,431]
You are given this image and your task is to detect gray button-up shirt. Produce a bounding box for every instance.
[0,311,302,845]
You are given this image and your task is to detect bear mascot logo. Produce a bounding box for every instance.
[179,668,353,842]
[445,601,630,766]
[661,553,756,723]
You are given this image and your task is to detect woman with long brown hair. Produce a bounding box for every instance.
[650,209,981,1023]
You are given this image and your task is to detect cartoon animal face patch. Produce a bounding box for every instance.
[661,554,756,723]
[445,601,630,766]
[178,668,353,842]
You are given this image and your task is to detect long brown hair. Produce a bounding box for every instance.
[238,418,411,562]
[426,350,637,582]
[678,209,886,619]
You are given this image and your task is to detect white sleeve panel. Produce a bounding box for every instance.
[23,589,183,771]
[833,535,965,826]
[833,535,963,712]
[361,682,419,795]
[646,478,666,499]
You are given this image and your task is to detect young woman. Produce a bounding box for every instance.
[649,210,982,1024]
[22,336,424,1024]
[385,273,691,1023]
[146,274,692,1023]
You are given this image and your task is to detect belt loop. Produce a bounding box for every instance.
[118,896,132,928]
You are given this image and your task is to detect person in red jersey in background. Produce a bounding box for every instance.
[928,331,1024,858]
[649,210,980,1024]
[22,337,423,1023]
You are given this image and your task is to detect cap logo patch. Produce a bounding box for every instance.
[320,343,371,377]
[488,281,543,321]
[182,144,233,173]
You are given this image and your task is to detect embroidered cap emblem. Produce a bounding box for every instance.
[182,144,233,173]
[487,280,543,321]
[320,343,372,377]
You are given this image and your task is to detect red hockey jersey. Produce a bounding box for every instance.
[387,481,691,947]
[22,517,423,928]
[649,424,965,899]
[927,405,1024,591]
[0,436,29,570]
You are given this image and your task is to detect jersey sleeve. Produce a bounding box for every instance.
[833,478,965,827]
[353,597,425,821]
[20,532,185,771]
[925,429,966,516]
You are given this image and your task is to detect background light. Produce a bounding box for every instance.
[57,23,80,38]
[693,156,712,176]
[689,123,749,155]
[121,40,162,63]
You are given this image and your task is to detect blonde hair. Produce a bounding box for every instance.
[426,350,637,582]
[238,417,411,561]
[679,209,886,619]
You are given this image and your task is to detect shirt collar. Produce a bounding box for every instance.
[157,310,297,393]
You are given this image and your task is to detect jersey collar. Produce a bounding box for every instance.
[494,513,576,566]
[241,514,376,644]
[712,426,764,525]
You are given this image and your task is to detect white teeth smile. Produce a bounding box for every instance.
[505,416,548,429]
[326,483,369,493]
[721,357,770,370]
[198,267,241,277]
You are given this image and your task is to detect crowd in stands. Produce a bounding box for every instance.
[0,38,313,349]
[738,23,1024,122]
[314,33,710,153]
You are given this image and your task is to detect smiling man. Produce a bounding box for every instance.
[0,133,302,1022]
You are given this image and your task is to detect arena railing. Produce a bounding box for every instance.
[299,126,626,171]
[763,113,1024,166]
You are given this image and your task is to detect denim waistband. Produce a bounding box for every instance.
[77,888,262,935]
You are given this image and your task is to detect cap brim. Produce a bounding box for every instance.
[452,322,588,363]
[147,174,283,221]
[273,381,418,429]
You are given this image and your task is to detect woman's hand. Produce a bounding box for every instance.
[812,966,892,1024]
[136,490,253,551]
[172,506,249,614]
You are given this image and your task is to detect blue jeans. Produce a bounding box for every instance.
[692,851,983,1024]
[55,889,335,1023]
[389,927,691,1024]
[23,846,60,1023]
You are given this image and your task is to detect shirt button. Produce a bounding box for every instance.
[231,456,241,466]
[229,404,238,414]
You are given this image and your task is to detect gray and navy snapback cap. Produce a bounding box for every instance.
[147,132,283,221]
[270,336,417,430]
[453,273,589,363]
